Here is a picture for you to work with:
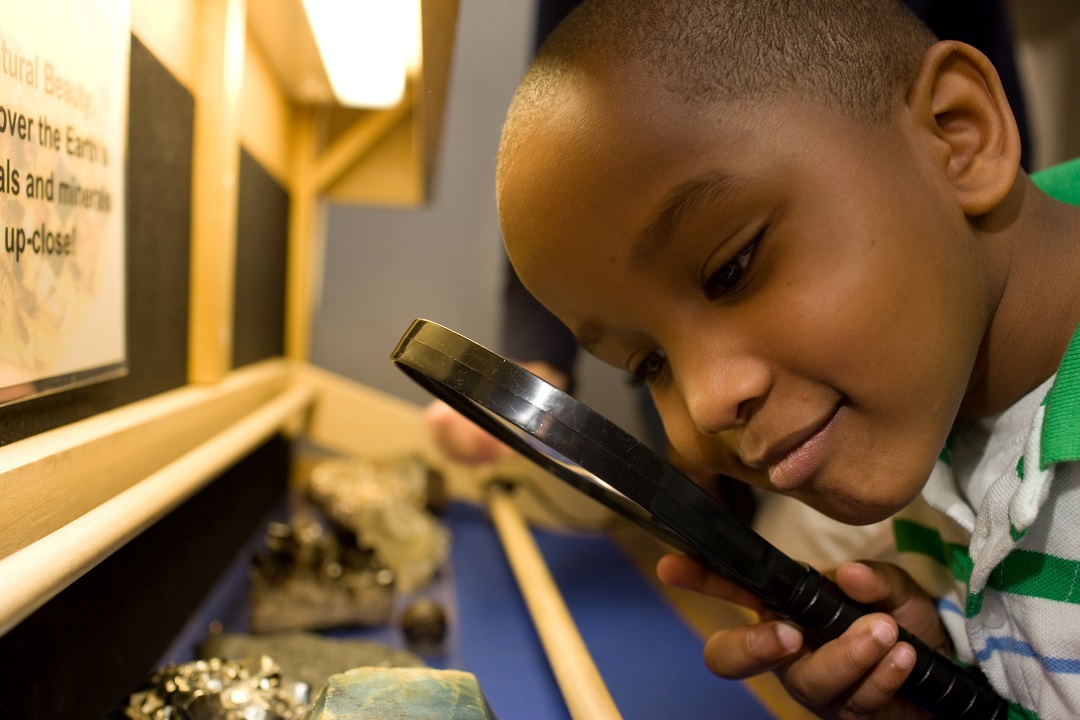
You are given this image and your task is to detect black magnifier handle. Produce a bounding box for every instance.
[778,565,1006,718]
[678,502,1007,718]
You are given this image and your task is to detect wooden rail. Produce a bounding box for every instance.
[0,364,314,637]
[488,483,623,720]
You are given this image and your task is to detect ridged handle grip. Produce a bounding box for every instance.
[780,569,1007,719]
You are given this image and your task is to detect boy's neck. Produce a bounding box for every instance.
[960,174,1080,419]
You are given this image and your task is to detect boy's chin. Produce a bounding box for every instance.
[802,492,910,527]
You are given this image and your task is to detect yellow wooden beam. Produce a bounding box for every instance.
[489,484,623,720]
[285,106,320,361]
[314,91,412,194]
[188,0,246,382]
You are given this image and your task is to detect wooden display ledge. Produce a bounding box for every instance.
[0,359,311,637]
[0,359,606,638]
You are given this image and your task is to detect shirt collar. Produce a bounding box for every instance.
[1040,322,1080,469]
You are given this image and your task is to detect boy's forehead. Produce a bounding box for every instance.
[499,81,904,319]
[501,98,663,259]
[500,81,730,328]
[500,74,770,252]
[503,72,706,214]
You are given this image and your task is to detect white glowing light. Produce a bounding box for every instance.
[301,0,421,108]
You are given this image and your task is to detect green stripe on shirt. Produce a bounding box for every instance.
[1008,700,1043,720]
[894,520,1080,605]
[1032,157,1080,205]
[985,548,1080,604]
[1040,324,1080,468]
[892,518,972,582]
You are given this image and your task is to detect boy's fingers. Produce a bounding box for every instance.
[835,561,949,653]
[834,561,913,606]
[424,400,507,464]
[833,644,923,720]
[702,621,805,679]
[780,614,916,715]
[656,553,765,611]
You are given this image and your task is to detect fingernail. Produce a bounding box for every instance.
[776,622,802,652]
[870,619,897,646]
[893,645,916,670]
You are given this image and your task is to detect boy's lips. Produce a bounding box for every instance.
[764,405,841,492]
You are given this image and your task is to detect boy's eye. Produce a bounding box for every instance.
[625,349,667,388]
[705,233,761,298]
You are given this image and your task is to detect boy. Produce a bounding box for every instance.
[494,0,1080,717]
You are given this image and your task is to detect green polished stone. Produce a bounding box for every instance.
[302,667,497,720]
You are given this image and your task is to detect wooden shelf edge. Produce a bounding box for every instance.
[0,379,315,638]
[0,360,292,558]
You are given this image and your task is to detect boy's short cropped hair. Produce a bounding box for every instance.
[502,0,938,174]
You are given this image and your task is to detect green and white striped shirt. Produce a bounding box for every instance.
[892,159,1080,720]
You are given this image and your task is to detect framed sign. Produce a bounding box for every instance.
[0,0,130,406]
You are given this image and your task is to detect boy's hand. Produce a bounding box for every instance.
[657,555,945,719]
[425,399,510,464]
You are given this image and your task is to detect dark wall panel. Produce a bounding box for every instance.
[0,435,290,719]
[233,149,289,369]
[0,35,193,446]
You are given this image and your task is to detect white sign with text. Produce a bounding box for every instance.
[0,0,130,405]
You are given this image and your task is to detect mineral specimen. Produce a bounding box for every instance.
[116,655,308,720]
[400,598,448,654]
[301,667,497,720]
[248,515,395,633]
[306,456,450,592]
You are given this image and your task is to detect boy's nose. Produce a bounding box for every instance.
[679,354,770,437]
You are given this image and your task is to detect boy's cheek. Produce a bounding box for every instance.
[661,417,768,490]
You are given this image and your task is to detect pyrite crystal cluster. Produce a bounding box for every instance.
[248,454,449,633]
[305,456,449,593]
[119,656,308,720]
[249,514,396,633]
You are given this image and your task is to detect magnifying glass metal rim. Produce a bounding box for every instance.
[390,318,794,594]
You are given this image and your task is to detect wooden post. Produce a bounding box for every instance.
[285,105,319,362]
[487,483,623,720]
[188,0,245,382]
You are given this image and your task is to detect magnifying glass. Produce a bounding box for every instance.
[391,318,1006,719]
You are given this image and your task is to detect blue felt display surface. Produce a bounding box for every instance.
[446,503,772,720]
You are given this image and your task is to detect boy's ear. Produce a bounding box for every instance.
[905,40,1021,217]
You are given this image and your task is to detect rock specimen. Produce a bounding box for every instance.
[400,598,448,655]
[115,655,308,720]
[249,515,395,633]
[301,667,497,720]
[306,456,449,593]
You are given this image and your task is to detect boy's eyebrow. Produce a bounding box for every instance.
[631,171,748,268]
[575,319,606,354]
[577,173,750,354]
